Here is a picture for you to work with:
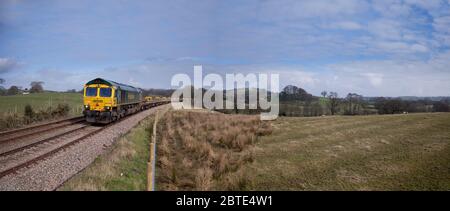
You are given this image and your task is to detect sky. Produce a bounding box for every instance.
[0,0,450,97]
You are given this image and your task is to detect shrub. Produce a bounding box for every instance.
[0,112,23,130]
[51,103,70,117]
[24,104,35,121]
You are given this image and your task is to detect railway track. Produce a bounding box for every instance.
[0,116,85,143]
[0,125,104,178]
[0,101,170,179]
[0,123,89,157]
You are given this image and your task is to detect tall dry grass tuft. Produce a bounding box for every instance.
[220,168,251,191]
[155,111,272,190]
[195,167,213,191]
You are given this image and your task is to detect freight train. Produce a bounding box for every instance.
[83,78,168,124]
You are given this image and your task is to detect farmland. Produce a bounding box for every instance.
[0,92,83,116]
[243,113,450,190]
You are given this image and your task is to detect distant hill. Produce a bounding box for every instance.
[397,96,450,101]
[142,88,175,97]
[280,85,314,101]
[138,85,449,103]
[363,96,450,102]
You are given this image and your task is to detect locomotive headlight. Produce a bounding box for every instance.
[105,106,111,110]
[84,105,90,109]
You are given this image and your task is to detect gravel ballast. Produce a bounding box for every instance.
[0,105,170,191]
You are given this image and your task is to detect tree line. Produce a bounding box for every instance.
[0,78,45,96]
[159,84,450,116]
[279,85,450,117]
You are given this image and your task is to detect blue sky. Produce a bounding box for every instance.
[1,0,450,96]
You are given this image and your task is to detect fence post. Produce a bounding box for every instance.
[147,142,155,191]
[147,112,159,191]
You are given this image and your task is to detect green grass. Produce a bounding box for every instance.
[0,92,83,116]
[59,117,153,191]
[243,113,450,190]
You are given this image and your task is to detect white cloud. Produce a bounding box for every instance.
[433,16,450,33]
[373,41,428,53]
[336,21,364,30]
[258,0,369,20]
[368,19,403,40]
[372,0,412,18]
[410,44,428,52]
[323,51,450,96]
[1,0,450,97]
[274,70,318,88]
[4,53,450,97]
[433,16,450,46]
[127,78,142,87]
[404,0,443,10]
[323,21,364,30]
[0,58,21,74]
[362,73,384,87]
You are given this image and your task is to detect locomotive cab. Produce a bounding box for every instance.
[84,84,114,111]
[83,78,141,124]
[83,84,116,123]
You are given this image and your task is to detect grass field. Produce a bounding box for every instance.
[0,92,83,116]
[243,113,450,190]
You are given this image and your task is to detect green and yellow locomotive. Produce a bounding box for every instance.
[83,78,143,123]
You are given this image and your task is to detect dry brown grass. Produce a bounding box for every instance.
[155,110,272,190]
[243,113,450,190]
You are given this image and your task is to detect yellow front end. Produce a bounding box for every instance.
[83,84,116,111]
[145,96,153,102]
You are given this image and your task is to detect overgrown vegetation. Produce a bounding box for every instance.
[59,110,271,191]
[0,103,71,131]
[155,111,272,190]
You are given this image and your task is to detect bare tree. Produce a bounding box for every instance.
[321,91,327,98]
[345,93,363,115]
[327,92,339,115]
[30,81,44,93]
